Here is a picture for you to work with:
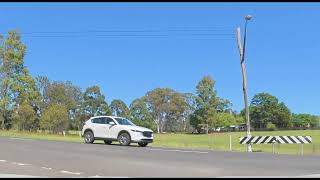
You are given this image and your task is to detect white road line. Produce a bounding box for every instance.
[10,137,34,141]
[89,176,130,178]
[0,174,42,178]
[219,175,320,178]
[60,170,82,175]
[298,174,320,178]
[89,175,105,178]
[217,176,290,178]
[41,167,53,170]
[148,148,208,154]
[12,162,29,166]
[0,160,7,162]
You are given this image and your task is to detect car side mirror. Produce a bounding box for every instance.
[109,121,116,126]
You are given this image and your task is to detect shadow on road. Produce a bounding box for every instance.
[91,142,142,148]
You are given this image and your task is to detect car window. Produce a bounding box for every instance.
[92,118,103,124]
[92,117,115,125]
[115,118,135,126]
[106,118,116,125]
[91,118,97,124]
[99,117,107,124]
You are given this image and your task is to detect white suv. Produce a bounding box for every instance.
[81,116,153,147]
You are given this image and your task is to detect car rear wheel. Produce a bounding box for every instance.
[118,132,131,146]
[104,140,112,145]
[138,142,148,147]
[84,131,94,144]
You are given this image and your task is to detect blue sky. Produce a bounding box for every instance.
[1,3,319,115]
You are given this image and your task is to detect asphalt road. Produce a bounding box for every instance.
[0,136,320,178]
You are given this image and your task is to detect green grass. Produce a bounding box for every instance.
[0,130,319,155]
[0,130,82,143]
[153,131,320,155]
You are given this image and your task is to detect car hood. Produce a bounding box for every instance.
[131,126,153,132]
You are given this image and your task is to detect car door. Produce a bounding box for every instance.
[106,117,120,139]
[92,117,108,138]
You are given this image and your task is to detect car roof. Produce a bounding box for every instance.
[89,116,125,119]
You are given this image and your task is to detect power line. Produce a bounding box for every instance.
[18,36,236,40]
[1,34,236,39]
[0,27,236,35]
[0,27,237,41]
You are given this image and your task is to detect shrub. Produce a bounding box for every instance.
[266,122,277,131]
[40,104,69,133]
[12,101,36,131]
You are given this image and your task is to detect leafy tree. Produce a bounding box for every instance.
[315,116,320,128]
[45,81,79,110]
[143,88,188,133]
[110,99,130,118]
[12,101,36,131]
[35,76,50,98]
[40,104,69,133]
[247,93,291,129]
[35,78,84,130]
[83,85,111,117]
[180,93,197,132]
[234,114,245,125]
[63,81,83,130]
[144,88,174,133]
[195,76,217,109]
[164,92,188,132]
[266,122,277,131]
[215,112,236,128]
[190,75,218,134]
[190,108,216,133]
[35,75,51,115]
[216,97,233,113]
[129,98,156,131]
[73,113,88,131]
[292,113,319,128]
[0,31,40,129]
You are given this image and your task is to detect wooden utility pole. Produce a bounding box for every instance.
[237,25,252,152]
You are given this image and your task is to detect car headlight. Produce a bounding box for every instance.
[131,129,143,133]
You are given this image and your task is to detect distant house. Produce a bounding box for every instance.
[235,123,246,131]
[229,125,236,131]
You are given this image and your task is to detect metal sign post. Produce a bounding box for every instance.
[229,135,232,152]
[272,143,275,154]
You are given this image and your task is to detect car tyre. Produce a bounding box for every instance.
[118,132,131,146]
[84,131,94,144]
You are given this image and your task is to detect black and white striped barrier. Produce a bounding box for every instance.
[239,136,312,155]
[239,136,312,144]
[239,136,276,144]
[274,136,312,144]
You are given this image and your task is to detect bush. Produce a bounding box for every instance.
[266,122,277,131]
[12,101,37,131]
[40,104,69,133]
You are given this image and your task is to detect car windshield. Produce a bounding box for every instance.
[115,118,135,126]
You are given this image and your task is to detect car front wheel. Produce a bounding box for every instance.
[118,132,131,146]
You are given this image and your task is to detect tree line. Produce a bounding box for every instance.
[0,31,319,134]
